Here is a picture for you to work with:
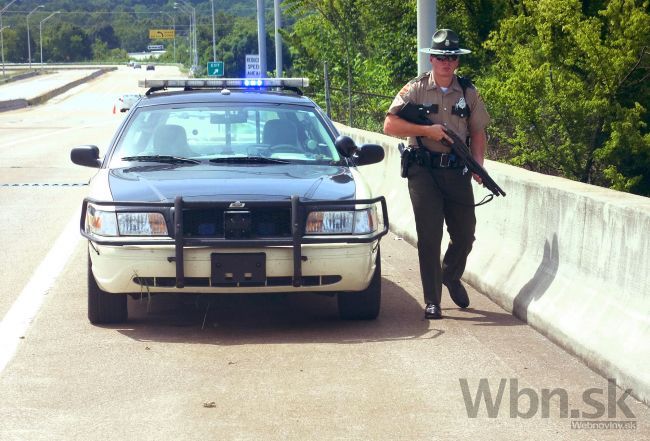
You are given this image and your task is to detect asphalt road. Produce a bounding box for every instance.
[0,67,647,440]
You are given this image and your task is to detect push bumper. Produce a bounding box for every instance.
[82,195,388,293]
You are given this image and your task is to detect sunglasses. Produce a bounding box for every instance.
[434,55,459,62]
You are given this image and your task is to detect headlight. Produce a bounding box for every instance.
[305,207,378,235]
[353,206,378,234]
[86,205,118,236]
[117,212,168,236]
[85,205,168,236]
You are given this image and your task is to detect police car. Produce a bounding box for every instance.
[71,78,388,324]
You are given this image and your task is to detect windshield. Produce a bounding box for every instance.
[110,103,341,166]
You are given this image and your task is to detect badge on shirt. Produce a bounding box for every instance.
[452,96,470,118]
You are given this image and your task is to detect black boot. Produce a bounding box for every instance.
[424,303,442,319]
[443,279,470,308]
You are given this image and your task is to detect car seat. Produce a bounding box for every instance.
[262,119,299,147]
[153,124,193,157]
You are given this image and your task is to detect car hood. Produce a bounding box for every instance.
[107,163,357,202]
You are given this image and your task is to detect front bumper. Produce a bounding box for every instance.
[82,195,388,294]
[89,242,379,294]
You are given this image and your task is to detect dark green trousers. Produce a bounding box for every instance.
[407,163,476,305]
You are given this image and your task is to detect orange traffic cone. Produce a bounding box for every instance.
[112,104,116,114]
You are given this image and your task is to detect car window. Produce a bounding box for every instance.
[110,104,341,165]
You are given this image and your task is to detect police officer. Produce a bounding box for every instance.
[383,29,490,319]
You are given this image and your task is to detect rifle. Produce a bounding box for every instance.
[396,102,506,198]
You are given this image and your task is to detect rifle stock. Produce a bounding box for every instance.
[395,102,506,197]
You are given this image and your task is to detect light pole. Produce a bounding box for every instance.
[174,2,193,69]
[175,1,197,69]
[210,0,216,62]
[256,0,267,77]
[417,0,436,74]
[39,11,59,66]
[191,6,197,67]
[0,25,9,76]
[274,0,282,77]
[26,5,43,69]
[160,11,176,64]
[1,0,19,77]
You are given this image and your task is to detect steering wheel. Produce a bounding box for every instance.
[269,144,303,154]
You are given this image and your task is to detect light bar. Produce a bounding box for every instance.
[139,78,309,89]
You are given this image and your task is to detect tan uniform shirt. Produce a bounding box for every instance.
[387,72,490,153]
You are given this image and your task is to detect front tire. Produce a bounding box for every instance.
[337,247,381,320]
[87,253,127,324]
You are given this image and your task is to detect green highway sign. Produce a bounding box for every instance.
[207,61,224,77]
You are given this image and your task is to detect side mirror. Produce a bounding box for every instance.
[334,135,357,158]
[71,145,101,168]
[355,144,385,166]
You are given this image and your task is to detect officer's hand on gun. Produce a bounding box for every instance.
[424,124,453,144]
[423,126,482,185]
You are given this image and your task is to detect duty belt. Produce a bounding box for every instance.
[409,148,464,169]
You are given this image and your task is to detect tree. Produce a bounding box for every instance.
[47,24,92,61]
[3,26,28,63]
[91,25,120,49]
[91,38,128,62]
[283,0,415,129]
[282,0,511,130]
[479,0,650,195]
[214,16,260,77]
[436,0,516,76]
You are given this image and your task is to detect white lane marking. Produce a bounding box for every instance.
[0,211,80,373]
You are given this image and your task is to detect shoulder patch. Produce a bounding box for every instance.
[408,71,430,84]
[399,72,429,97]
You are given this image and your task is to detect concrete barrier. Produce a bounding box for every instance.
[0,99,28,112]
[26,67,116,106]
[337,122,650,405]
[0,67,116,112]
[0,70,41,86]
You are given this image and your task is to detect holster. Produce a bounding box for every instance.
[398,143,412,178]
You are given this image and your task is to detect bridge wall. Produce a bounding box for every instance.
[337,123,650,404]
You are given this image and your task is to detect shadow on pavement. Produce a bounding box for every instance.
[114,278,445,345]
[438,306,526,327]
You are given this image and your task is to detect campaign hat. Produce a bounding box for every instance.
[420,29,471,55]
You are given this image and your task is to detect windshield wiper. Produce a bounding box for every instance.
[209,156,290,164]
[121,155,200,164]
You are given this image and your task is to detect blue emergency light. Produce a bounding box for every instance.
[140,78,309,89]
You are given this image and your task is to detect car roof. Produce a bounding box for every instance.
[136,89,317,107]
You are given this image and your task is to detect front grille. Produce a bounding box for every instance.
[182,207,292,238]
[132,275,342,288]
